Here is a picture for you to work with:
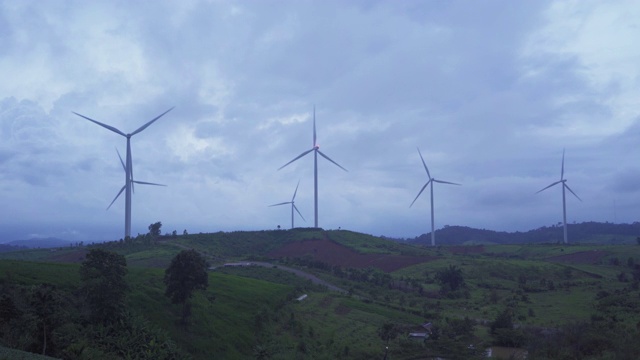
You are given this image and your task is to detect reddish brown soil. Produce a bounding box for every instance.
[447,245,484,254]
[267,238,435,272]
[546,250,609,265]
[48,249,88,263]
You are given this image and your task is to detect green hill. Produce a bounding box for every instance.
[2,228,640,359]
[409,221,640,245]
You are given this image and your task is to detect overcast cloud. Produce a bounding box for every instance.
[1,0,638,242]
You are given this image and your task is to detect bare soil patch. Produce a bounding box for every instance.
[546,250,609,265]
[267,238,435,272]
[48,249,88,263]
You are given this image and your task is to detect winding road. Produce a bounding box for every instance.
[163,241,347,293]
[250,261,347,293]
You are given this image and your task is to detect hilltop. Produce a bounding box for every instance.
[407,221,640,246]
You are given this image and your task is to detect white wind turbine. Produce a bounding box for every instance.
[73,107,173,239]
[410,148,460,247]
[278,107,347,228]
[269,181,306,229]
[536,149,582,244]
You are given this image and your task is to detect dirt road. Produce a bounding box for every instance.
[245,261,347,293]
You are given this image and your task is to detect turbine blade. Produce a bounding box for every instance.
[313,106,316,147]
[107,185,126,210]
[132,180,167,187]
[293,204,306,222]
[269,201,291,207]
[410,180,432,208]
[317,150,347,171]
[561,148,565,180]
[278,148,314,170]
[564,183,582,202]
[417,147,431,179]
[116,148,126,172]
[536,180,562,194]
[292,180,300,201]
[130,107,174,136]
[73,112,126,137]
[434,179,461,186]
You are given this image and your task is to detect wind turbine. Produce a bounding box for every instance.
[410,148,460,247]
[269,181,306,229]
[278,107,347,228]
[536,149,582,244]
[73,107,173,239]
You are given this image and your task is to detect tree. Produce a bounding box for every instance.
[164,250,209,323]
[378,322,399,345]
[149,221,162,237]
[79,249,128,325]
[490,308,513,334]
[29,284,62,355]
[435,265,465,294]
[489,307,527,347]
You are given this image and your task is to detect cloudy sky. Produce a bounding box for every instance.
[1,0,639,242]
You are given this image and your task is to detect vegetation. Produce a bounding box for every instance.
[149,221,163,237]
[164,249,209,324]
[79,249,129,325]
[435,264,466,296]
[410,221,640,245]
[2,227,640,359]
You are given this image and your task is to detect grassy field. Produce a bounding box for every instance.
[2,231,640,359]
[0,244,436,359]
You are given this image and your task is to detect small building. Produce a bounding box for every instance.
[295,294,308,301]
[407,321,433,340]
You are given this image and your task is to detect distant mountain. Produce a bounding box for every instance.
[407,221,640,246]
[4,237,74,249]
[0,243,28,253]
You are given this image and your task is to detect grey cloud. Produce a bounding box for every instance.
[611,168,640,193]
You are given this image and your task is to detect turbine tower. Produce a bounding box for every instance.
[536,149,582,244]
[269,181,305,229]
[73,107,173,239]
[278,107,347,228]
[410,148,460,246]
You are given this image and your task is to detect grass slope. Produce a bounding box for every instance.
[3,230,640,358]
